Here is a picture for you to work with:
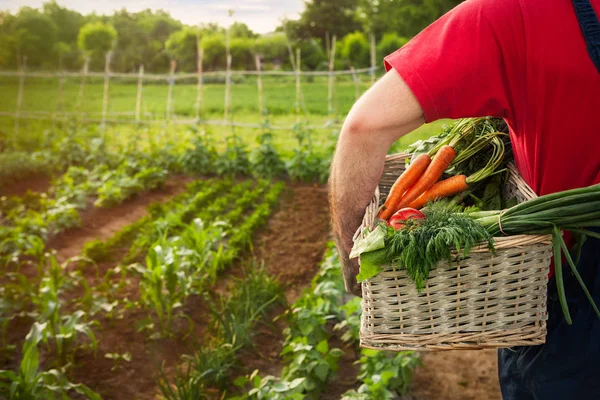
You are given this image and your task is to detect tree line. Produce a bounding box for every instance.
[0,0,462,73]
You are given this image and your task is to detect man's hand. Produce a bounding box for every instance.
[329,70,425,295]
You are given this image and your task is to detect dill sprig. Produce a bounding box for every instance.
[383,201,494,290]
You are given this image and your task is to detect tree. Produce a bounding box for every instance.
[280,0,361,43]
[12,8,58,68]
[77,21,117,70]
[202,34,226,70]
[339,31,369,68]
[165,27,199,72]
[230,37,254,70]
[229,22,257,39]
[255,33,289,69]
[376,33,409,61]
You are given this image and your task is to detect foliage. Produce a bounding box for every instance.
[180,131,219,175]
[376,32,409,60]
[341,349,421,399]
[215,134,251,177]
[77,21,117,69]
[254,33,289,67]
[250,133,287,179]
[0,152,54,188]
[286,127,330,184]
[165,27,199,72]
[10,8,58,69]
[202,34,226,70]
[339,31,370,68]
[0,324,100,400]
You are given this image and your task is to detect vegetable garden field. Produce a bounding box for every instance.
[0,72,503,399]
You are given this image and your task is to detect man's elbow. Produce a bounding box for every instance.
[340,112,371,142]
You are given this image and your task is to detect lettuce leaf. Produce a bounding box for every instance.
[356,249,387,282]
[349,224,386,259]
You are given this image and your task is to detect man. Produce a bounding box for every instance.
[329,0,600,398]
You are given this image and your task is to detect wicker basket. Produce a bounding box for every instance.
[356,153,552,351]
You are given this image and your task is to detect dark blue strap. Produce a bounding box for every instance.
[572,0,600,73]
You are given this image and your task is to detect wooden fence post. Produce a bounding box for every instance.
[14,55,27,140]
[350,66,360,101]
[101,51,112,129]
[370,32,376,86]
[195,33,204,122]
[166,60,177,122]
[54,70,65,124]
[135,64,144,123]
[255,54,265,118]
[295,48,302,122]
[224,55,232,124]
[327,36,337,119]
[77,57,90,116]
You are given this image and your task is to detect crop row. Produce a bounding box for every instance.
[0,178,286,399]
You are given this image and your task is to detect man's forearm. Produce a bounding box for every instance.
[329,124,392,294]
[328,71,426,295]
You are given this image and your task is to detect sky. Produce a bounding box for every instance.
[0,0,305,33]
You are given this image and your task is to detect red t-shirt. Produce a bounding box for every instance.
[384,0,600,198]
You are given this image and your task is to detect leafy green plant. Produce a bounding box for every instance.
[82,240,109,262]
[250,133,286,179]
[215,134,251,177]
[286,127,330,184]
[0,323,100,400]
[341,350,421,400]
[136,245,190,337]
[32,256,98,366]
[180,132,219,175]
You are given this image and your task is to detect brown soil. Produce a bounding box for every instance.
[47,176,193,262]
[253,183,331,304]
[412,350,502,400]
[0,175,51,197]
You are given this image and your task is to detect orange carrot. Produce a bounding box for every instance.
[391,145,457,214]
[408,175,469,209]
[377,153,431,220]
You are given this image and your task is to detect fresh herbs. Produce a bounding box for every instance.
[353,201,494,290]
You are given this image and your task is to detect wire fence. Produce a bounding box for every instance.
[1,34,381,137]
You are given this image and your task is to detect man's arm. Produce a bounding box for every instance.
[329,70,425,295]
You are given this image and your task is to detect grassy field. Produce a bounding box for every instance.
[0,74,449,153]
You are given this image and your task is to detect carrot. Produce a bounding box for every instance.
[377,153,431,220]
[408,175,469,209]
[391,145,457,214]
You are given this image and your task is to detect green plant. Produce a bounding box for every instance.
[180,131,219,175]
[32,256,98,366]
[0,324,100,400]
[341,349,421,400]
[82,239,109,262]
[286,127,330,184]
[250,133,287,179]
[215,134,251,177]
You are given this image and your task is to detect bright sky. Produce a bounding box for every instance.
[0,0,304,33]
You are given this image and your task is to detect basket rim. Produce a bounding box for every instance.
[355,152,550,248]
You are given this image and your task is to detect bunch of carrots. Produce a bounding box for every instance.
[378,121,506,221]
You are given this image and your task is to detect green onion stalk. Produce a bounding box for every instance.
[468,183,600,323]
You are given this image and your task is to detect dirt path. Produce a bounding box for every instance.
[412,350,502,400]
[0,175,51,197]
[47,176,192,262]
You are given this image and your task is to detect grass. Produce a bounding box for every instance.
[0,74,450,154]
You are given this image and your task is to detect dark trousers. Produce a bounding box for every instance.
[498,229,600,399]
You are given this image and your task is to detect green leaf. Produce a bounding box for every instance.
[329,348,345,358]
[314,363,329,382]
[350,225,386,259]
[316,340,329,354]
[356,249,387,282]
